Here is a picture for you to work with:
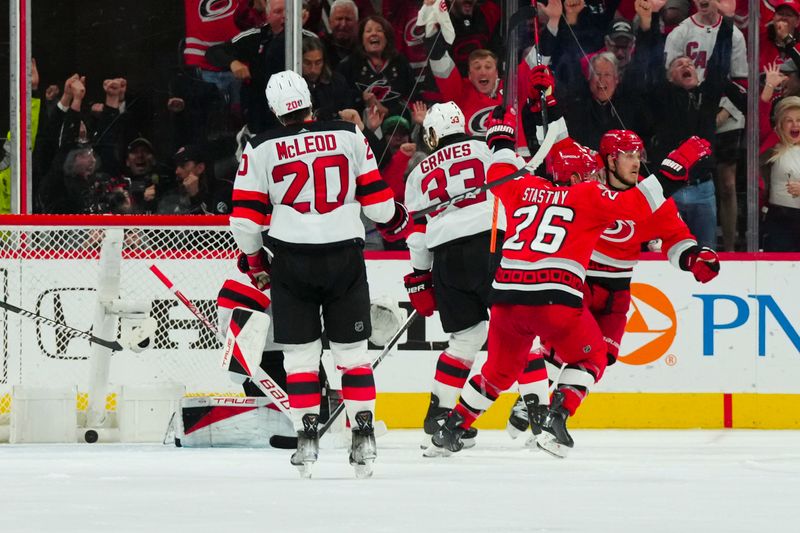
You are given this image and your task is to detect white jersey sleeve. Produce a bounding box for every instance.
[230,141,271,255]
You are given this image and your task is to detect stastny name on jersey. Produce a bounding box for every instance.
[522,188,570,204]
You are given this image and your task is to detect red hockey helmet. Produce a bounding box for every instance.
[546,138,604,186]
[599,129,644,164]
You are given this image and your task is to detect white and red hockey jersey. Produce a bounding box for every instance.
[404,137,501,270]
[664,14,748,82]
[488,148,667,307]
[588,198,697,289]
[230,120,395,252]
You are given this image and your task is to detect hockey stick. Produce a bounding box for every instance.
[148,264,294,422]
[490,2,537,253]
[268,309,419,448]
[0,299,123,351]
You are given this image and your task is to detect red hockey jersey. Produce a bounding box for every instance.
[488,149,667,307]
[588,198,697,289]
[183,0,240,71]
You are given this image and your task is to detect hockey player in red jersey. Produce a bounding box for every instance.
[403,101,501,448]
[507,130,721,455]
[425,83,713,456]
[230,70,411,478]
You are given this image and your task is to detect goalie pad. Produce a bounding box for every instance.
[369,297,404,347]
[221,308,270,376]
[174,396,294,448]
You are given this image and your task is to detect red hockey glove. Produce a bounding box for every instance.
[377,201,413,242]
[528,65,557,113]
[403,271,436,317]
[486,105,517,152]
[659,136,712,182]
[238,249,271,290]
[680,246,720,283]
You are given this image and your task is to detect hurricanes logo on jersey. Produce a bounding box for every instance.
[469,105,498,135]
[618,283,677,365]
[600,220,636,243]
[199,0,235,21]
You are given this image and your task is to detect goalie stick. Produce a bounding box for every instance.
[268,309,420,448]
[0,299,123,351]
[148,265,295,428]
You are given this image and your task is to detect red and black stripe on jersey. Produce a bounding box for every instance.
[586,259,635,291]
[341,367,376,401]
[435,353,471,388]
[356,168,394,205]
[217,279,271,312]
[232,190,270,225]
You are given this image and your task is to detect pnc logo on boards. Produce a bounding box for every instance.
[618,283,677,365]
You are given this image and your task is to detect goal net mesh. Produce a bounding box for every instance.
[0,216,243,421]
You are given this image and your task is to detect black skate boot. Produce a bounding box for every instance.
[422,394,478,449]
[349,411,377,479]
[506,395,529,439]
[424,410,466,457]
[536,391,574,458]
[522,394,550,449]
[290,413,319,478]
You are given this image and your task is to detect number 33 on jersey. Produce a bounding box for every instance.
[230,121,394,246]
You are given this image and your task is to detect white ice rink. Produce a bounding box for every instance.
[1,429,797,533]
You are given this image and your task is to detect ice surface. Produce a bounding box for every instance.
[1,430,797,533]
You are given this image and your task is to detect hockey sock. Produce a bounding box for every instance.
[432,352,472,409]
[341,366,376,423]
[286,372,321,432]
[518,350,550,406]
[555,364,598,415]
[456,374,501,429]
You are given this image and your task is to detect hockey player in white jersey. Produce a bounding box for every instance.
[403,101,503,450]
[230,70,412,478]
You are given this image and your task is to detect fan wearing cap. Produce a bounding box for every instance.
[230,70,411,478]
[155,145,232,215]
[762,0,800,70]
[120,137,165,214]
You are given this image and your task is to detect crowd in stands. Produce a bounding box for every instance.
[2,0,800,251]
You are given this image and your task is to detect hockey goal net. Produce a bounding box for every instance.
[0,214,242,426]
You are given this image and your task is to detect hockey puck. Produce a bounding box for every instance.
[269,435,298,449]
[84,430,99,443]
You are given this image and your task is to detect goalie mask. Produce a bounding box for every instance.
[423,101,466,150]
[546,139,605,186]
[119,316,158,353]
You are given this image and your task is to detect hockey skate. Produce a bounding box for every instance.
[522,395,549,449]
[506,395,529,439]
[424,410,466,457]
[349,411,377,479]
[290,414,319,478]
[421,394,477,449]
[536,391,574,458]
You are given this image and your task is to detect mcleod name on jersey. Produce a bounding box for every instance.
[487,148,668,307]
[405,137,500,271]
[230,120,395,252]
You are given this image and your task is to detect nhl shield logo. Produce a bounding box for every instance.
[354,321,364,333]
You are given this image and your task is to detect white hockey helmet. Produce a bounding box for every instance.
[265,70,312,117]
[423,101,465,150]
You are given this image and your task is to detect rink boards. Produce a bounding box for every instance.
[1,253,799,429]
[365,253,800,430]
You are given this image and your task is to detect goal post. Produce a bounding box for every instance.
[0,214,243,441]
